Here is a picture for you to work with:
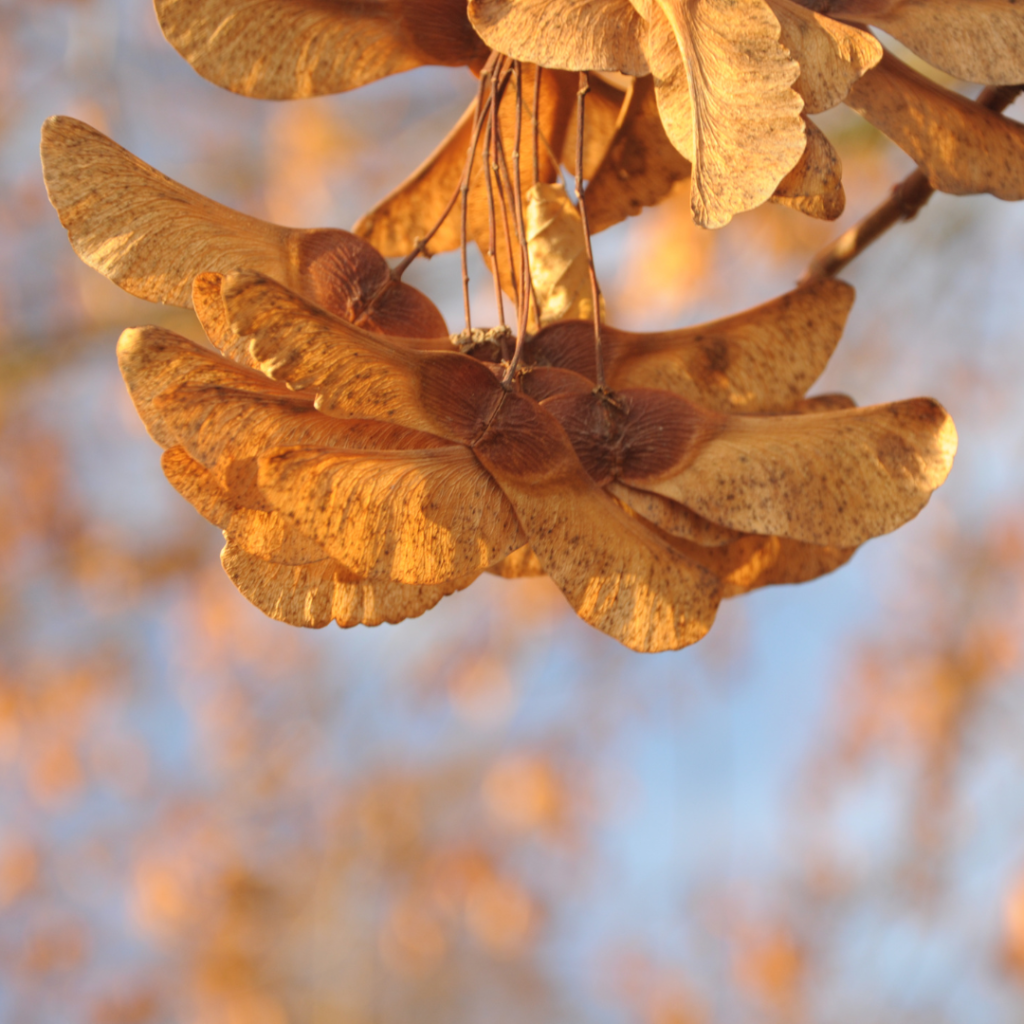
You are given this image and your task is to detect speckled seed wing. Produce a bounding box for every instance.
[256,445,525,584]
[847,52,1024,201]
[649,0,806,227]
[605,482,741,546]
[583,75,692,234]
[772,117,845,220]
[156,0,488,99]
[162,446,329,566]
[641,399,958,547]
[528,278,854,414]
[767,0,881,113]
[41,117,447,336]
[116,326,447,468]
[667,531,856,597]
[487,545,547,578]
[225,271,505,444]
[468,0,650,74]
[222,540,474,629]
[822,0,1024,85]
[473,391,722,652]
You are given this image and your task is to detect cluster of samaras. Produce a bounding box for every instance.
[41,0,1024,650]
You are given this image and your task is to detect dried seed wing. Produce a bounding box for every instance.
[256,445,525,584]
[827,0,1024,85]
[525,182,604,325]
[605,481,741,546]
[42,117,447,336]
[771,117,845,220]
[191,273,239,361]
[767,0,881,113]
[468,0,649,74]
[584,75,692,234]
[117,324,445,465]
[651,0,806,227]
[161,447,329,565]
[224,271,504,443]
[156,0,488,99]
[642,399,958,547]
[669,531,856,596]
[847,52,1024,201]
[529,279,854,413]
[222,540,473,628]
[487,545,546,577]
[473,391,721,652]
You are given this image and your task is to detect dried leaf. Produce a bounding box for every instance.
[847,52,1024,201]
[222,540,472,628]
[818,0,1024,85]
[528,278,855,413]
[641,399,958,546]
[468,0,650,75]
[256,446,525,583]
[156,0,488,99]
[584,75,692,234]
[771,117,845,220]
[524,182,603,325]
[768,0,881,113]
[42,117,447,336]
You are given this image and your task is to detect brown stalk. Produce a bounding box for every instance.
[484,75,504,328]
[575,71,605,391]
[802,84,1024,284]
[504,62,534,384]
[532,66,542,187]
[459,59,500,329]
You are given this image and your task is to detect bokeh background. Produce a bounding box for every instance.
[4,2,1024,1022]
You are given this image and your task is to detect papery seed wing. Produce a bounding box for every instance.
[468,0,649,74]
[584,75,692,234]
[528,279,854,413]
[847,52,1024,201]
[222,540,474,628]
[767,0,881,113]
[771,117,845,220]
[225,271,504,444]
[156,0,488,99]
[473,391,721,652]
[525,182,604,326]
[640,399,958,547]
[824,0,1024,85]
[41,117,447,336]
[605,481,740,546]
[487,545,547,577]
[162,446,329,566]
[256,446,525,584]
[117,325,447,462]
[650,0,806,227]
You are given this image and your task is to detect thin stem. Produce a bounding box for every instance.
[801,84,1023,284]
[574,71,605,391]
[459,62,497,330]
[492,116,521,316]
[504,62,534,384]
[485,68,505,328]
[532,65,542,187]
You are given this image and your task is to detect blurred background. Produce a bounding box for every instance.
[3,2,1024,1021]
